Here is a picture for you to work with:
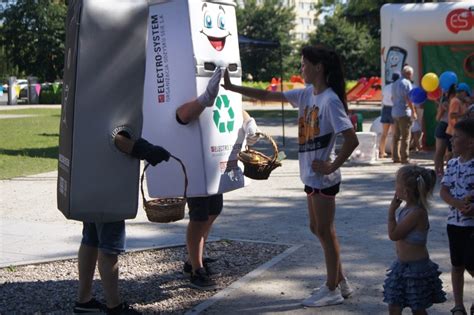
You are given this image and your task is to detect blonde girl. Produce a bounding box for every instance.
[384,165,446,314]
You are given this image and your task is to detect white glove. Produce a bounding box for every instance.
[197,68,222,108]
[243,118,261,146]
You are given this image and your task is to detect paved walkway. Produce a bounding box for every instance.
[0,106,469,314]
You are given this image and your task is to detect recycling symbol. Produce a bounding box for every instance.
[212,94,234,133]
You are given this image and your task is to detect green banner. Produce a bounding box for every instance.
[420,43,474,147]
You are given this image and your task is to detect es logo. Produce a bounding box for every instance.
[212,95,234,133]
[446,8,474,34]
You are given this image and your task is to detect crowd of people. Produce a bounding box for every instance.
[69,45,473,315]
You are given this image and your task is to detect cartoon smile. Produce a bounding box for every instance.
[200,30,230,51]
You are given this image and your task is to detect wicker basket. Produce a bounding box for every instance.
[238,132,282,180]
[140,155,188,223]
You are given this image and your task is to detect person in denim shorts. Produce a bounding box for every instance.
[378,73,399,159]
[74,136,170,315]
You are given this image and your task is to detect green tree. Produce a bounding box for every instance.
[0,0,67,82]
[236,0,296,82]
[309,9,378,80]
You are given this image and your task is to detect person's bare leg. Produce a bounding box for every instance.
[388,304,402,315]
[307,196,344,284]
[452,265,465,311]
[77,244,98,303]
[187,220,209,271]
[379,123,390,158]
[309,194,341,290]
[434,138,447,177]
[97,251,120,308]
[412,309,427,315]
[201,215,217,258]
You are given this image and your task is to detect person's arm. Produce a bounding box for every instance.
[114,134,170,165]
[435,100,447,121]
[222,69,287,103]
[440,184,466,211]
[405,96,417,120]
[387,197,422,241]
[242,110,262,145]
[176,68,222,124]
[311,128,359,174]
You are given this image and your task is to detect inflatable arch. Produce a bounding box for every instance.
[381,2,474,146]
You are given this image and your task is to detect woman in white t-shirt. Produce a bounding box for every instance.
[222,44,359,307]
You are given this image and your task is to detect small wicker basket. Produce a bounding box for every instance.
[140,155,188,223]
[238,132,282,180]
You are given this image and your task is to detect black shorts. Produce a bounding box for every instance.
[434,121,448,139]
[187,194,223,222]
[304,183,340,197]
[447,224,474,271]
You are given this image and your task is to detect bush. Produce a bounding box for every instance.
[39,83,62,104]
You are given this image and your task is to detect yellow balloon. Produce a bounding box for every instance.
[421,72,439,92]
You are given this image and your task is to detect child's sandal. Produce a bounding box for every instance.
[450,305,467,315]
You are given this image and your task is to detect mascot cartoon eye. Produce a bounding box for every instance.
[218,13,225,30]
[204,11,212,28]
[390,55,400,63]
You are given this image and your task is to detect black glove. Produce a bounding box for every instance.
[131,138,170,166]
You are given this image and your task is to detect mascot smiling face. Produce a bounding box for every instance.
[200,2,231,51]
[190,0,240,67]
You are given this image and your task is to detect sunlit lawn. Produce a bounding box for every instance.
[0,108,60,179]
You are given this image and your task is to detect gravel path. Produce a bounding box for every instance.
[0,240,289,314]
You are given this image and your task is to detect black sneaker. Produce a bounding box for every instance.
[190,267,217,290]
[73,298,105,314]
[183,258,219,276]
[106,302,141,315]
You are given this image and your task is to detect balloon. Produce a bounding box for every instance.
[456,82,472,96]
[409,87,427,104]
[421,72,439,92]
[439,71,458,92]
[427,87,442,101]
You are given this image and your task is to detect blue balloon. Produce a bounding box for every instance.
[409,87,427,104]
[439,71,458,92]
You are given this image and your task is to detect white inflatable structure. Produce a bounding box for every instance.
[381,2,474,147]
[381,1,474,85]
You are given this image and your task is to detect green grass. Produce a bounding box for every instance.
[0,108,60,179]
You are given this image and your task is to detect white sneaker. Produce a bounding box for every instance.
[302,285,344,307]
[339,277,353,298]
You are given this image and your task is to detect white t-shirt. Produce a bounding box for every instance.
[441,157,474,227]
[381,84,393,107]
[284,87,353,189]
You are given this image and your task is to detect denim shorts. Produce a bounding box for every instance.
[304,183,340,197]
[380,106,394,124]
[81,221,126,255]
[187,194,223,222]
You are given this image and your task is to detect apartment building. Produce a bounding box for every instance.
[237,0,320,42]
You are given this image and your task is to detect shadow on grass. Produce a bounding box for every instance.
[38,132,59,137]
[0,146,58,159]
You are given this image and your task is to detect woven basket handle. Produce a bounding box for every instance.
[250,132,279,164]
[140,154,188,206]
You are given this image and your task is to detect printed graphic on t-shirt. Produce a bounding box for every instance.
[298,105,332,153]
[442,158,474,227]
